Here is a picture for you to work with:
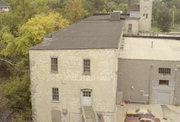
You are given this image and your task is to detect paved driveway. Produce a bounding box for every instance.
[161,105,180,122]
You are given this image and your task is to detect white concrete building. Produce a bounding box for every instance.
[123,0,152,35]
[0,1,10,12]
[118,37,180,105]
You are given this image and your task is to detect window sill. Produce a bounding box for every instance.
[52,100,60,103]
[83,72,91,75]
[51,71,58,74]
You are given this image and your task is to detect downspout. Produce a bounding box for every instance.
[148,64,154,104]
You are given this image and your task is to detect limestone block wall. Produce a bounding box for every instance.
[139,0,152,31]
[123,19,139,35]
[29,49,118,122]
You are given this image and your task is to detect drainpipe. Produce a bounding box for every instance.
[148,64,154,104]
[173,66,180,104]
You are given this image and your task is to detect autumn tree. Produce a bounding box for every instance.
[64,0,89,23]
[0,12,69,120]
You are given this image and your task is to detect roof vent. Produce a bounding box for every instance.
[110,11,121,21]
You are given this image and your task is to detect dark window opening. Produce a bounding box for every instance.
[83,91,91,97]
[51,57,58,72]
[52,88,59,101]
[159,80,169,85]
[83,59,90,74]
[159,68,171,75]
[128,24,132,32]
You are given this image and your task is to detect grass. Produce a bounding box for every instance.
[151,26,180,33]
[169,28,180,32]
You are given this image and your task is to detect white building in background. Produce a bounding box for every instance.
[123,0,153,35]
[0,1,10,12]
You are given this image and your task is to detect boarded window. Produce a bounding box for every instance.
[51,110,61,122]
[159,80,169,85]
[159,68,171,75]
[51,58,58,72]
[83,59,90,74]
[52,88,59,101]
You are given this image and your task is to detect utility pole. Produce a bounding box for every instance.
[172,6,176,28]
[173,10,175,28]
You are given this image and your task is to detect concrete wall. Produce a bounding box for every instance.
[129,11,140,18]
[139,0,152,31]
[117,59,180,104]
[123,19,139,35]
[29,49,118,122]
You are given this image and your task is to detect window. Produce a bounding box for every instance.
[83,91,91,97]
[52,88,59,101]
[51,57,58,72]
[146,14,148,19]
[128,24,132,32]
[159,80,169,85]
[159,68,171,75]
[83,59,90,74]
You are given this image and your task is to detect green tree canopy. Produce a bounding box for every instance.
[156,3,172,32]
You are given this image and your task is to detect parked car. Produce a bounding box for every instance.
[136,108,154,117]
[124,109,139,122]
[139,115,160,122]
[124,108,160,122]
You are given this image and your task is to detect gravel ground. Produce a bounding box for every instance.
[161,105,180,122]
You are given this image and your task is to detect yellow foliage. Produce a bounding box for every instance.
[15,12,70,55]
[64,0,89,23]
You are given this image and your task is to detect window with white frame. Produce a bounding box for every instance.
[51,57,58,73]
[159,68,171,75]
[83,59,90,74]
[52,88,59,101]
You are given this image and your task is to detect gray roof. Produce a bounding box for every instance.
[30,15,123,50]
[0,1,9,7]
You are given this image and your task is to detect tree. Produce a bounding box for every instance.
[156,4,172,32]
[14,12,69,55]
[64,0,89,23]
[0,12,69,121]
[83,0,105,13]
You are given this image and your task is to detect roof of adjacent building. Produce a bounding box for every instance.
[30,15,123,50]
[119,37,180,61]
[0,1,9,7]
[128,5,140,11]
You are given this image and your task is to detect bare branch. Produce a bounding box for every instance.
[0,58,16,66]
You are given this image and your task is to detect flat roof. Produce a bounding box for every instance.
[30,15,123,50]
[119,37,180,61]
